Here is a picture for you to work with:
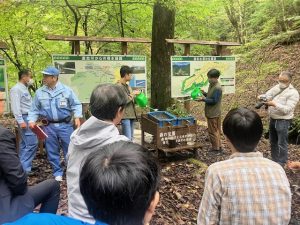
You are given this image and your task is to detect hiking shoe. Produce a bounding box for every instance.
[209,149,223,155]
[55,176,63,182]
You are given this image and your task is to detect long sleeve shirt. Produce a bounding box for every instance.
[28,82,82,123]
[0,126,28,195]
[10,83,32,124]
[197,152,291,225]
[204,89,222,105]
[3,213,107,225]
[204,82,222,118]
[263,84,299,120]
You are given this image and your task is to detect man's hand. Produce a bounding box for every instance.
[74,118,81,129]
[19,122,27,129]
[287,161,300,170]
[29,122,36,129]
[195,97,206,102]
[133,89,141,95]
[266,100,276,107]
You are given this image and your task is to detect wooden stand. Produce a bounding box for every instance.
[141,114,202,157]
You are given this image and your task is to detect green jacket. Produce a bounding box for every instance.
[204,81,222,118]
[116,81,137,119]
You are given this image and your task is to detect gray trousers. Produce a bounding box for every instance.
[269,118,291,165]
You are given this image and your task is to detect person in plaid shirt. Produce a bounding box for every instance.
[197,107,291,225]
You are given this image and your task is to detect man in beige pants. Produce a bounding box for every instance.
[198,69,223,153]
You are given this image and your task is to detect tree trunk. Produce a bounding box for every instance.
[151,0,175,110]
[64,0,81,54]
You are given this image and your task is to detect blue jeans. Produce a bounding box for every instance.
[269,118,291,165]
[19,115,38,173]
[121,119,134,141]
[43,123,74,177]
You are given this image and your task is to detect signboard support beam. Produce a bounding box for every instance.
[46,35,151,55]
[184,44,190,56]
[74,41,80,55]
[216,45,223,56]
[183,44,191,113]
[121,42,128,55]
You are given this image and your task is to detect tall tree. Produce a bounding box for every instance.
[151,0,175,110]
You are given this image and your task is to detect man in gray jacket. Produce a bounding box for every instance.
[259,71,299,166]
[66,84,129,223]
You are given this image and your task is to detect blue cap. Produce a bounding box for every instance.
[42,66,60,76]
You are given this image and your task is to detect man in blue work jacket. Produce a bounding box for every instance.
[28,66,82,182]
[10,69,38,174]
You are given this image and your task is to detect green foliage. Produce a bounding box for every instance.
[0,0,298,93]
[289,116,300,143]
[167,101,190,117]
[289,117,300,134]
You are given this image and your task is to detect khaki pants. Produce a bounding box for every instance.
[207,117,221,150]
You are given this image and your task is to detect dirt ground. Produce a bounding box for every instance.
[27,125,300,225]
[6,41,300,225]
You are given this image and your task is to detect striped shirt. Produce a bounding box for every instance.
[197,152,291,225]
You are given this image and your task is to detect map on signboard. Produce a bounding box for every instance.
[171,56,236,97]
[52,55,147,103]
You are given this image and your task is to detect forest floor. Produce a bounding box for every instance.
[27,124,300,225]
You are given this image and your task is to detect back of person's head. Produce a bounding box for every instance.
[89,83,128,121]
[18,69,31,80]
[223,107,263,153]
[207,68,220,78]
[80,141,160,225]
[120,65,133,78]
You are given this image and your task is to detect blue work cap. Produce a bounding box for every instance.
[42,66,60,76]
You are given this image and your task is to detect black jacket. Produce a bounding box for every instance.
[0,125,34,223]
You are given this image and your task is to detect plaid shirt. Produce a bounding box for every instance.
[197,152,291,225]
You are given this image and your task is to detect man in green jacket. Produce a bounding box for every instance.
[116,65,139,141]
[198,69,223,153]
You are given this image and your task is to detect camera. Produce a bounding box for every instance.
[255,96,268,109]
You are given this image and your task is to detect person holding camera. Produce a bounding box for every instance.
[258,71,299,166]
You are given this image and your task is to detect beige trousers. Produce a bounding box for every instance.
[207,117,221,150]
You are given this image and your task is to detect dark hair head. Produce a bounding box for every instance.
[89,84,128,121]
[207,69,220,78]
[223,107,263,153]
[80,141,160,225]
[120,65,133,78]
[18,69,31,80]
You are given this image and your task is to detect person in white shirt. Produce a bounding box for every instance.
[259,71,299,166]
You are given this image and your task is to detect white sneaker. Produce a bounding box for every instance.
[55,176,63,182]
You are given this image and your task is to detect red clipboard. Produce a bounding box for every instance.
[31,125,48,140]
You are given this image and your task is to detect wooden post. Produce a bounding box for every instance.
[121,42,128,55]
[216,45,223,56]
[74,41,80,54]
[184,44,190,56]
[183,44,191,113]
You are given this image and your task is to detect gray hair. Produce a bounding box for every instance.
[90,84,128,121]
[280,71,293,81]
